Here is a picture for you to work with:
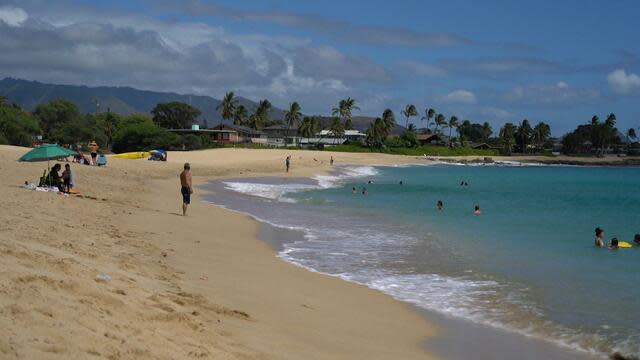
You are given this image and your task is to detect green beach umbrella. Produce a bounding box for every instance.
[18,144,77,162]
[18,144,78,186]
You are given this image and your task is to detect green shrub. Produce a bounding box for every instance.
[112,120,177,153]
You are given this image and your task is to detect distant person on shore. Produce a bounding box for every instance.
[473,205,481,216]
[180,163,193,216]
[437,200,443,210]
[594,227,605,247]
[634,234,640,247]
[88,140,98,165]
[352,186,357,194]
[609,238,619,249]
[285,156,291,173]
[330,156,334,165]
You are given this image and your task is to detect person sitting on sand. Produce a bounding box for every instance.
[48,164,63,191]
[180,163,193,216]
[634,234,640,247]
[437,200,443,210]
[473,205,481,216]
[594,227,605,247]
[609,238,619,249]
[61,164,74,193]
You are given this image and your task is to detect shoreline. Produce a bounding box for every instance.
[1,146,627,359]
[202,170,601,360]
[0,146,438,359]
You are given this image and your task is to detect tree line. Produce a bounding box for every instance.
[1,94,637,155]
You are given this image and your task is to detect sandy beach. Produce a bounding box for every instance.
[0,146,437,359]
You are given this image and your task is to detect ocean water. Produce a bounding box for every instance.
[203,163,640,358]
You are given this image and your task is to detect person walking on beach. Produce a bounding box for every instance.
[594,227,605,247]
[180,163,193,216]
[330,156,334,166]
[285,155,291,173]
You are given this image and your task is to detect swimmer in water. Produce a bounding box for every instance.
[473,205,481,216]
[609,237,619,249]
[352,186,357,194]
[634,234,640,247]
[594,227,605,247]
[362,187,368,195]
[399,180,403,185]
[437,200,443,210]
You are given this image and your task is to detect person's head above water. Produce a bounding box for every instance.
[634,234,640,244]
[595,227,604,238]
[610,238,619,248]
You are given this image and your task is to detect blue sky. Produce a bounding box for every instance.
[0,0,639,135]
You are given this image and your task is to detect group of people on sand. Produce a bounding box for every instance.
[285,155,335,173]
[594,228,640,249]
[71,141,106,166]
[48,163,75,193]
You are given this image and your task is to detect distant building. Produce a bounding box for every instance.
[416,133,443,145]
[298,130,366,146]
[168,123,265,144]
[262,124,300,146]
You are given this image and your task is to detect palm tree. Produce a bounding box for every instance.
[233,105,247,126]
[499,123,516,155]
[627,128,637,143]
[447,116,459,147]
[382,109,396,135]
[298,117,319,139]
[102,111,117,148]
[532,122,551,152]
[516,119,532,153]
[284,102,302,145]
[626,128,637,153]
[0,96,8,107]
[328,117,345,144]
[217,92,238,122]
[332,97,359,130]
[481,122,492,142]
[421,108,435,133]
[366,117,387,149]
[434,113,446,135]
[247,99,272,130]
[407,124,417,132]
[401,104,418,129]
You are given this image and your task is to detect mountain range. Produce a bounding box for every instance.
[0,77,405,133]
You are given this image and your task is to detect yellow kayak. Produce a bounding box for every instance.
[113,151,150,159]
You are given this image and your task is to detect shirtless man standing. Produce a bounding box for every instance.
[180,163,193,216]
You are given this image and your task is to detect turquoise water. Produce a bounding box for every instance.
[214,164,640,358]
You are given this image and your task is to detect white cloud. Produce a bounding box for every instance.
[438,89,477,104]
[0,6,391,114]
[480,107,512,121]
[0,6,28,27]
[607,69,640,94]
[503,82,600,105]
